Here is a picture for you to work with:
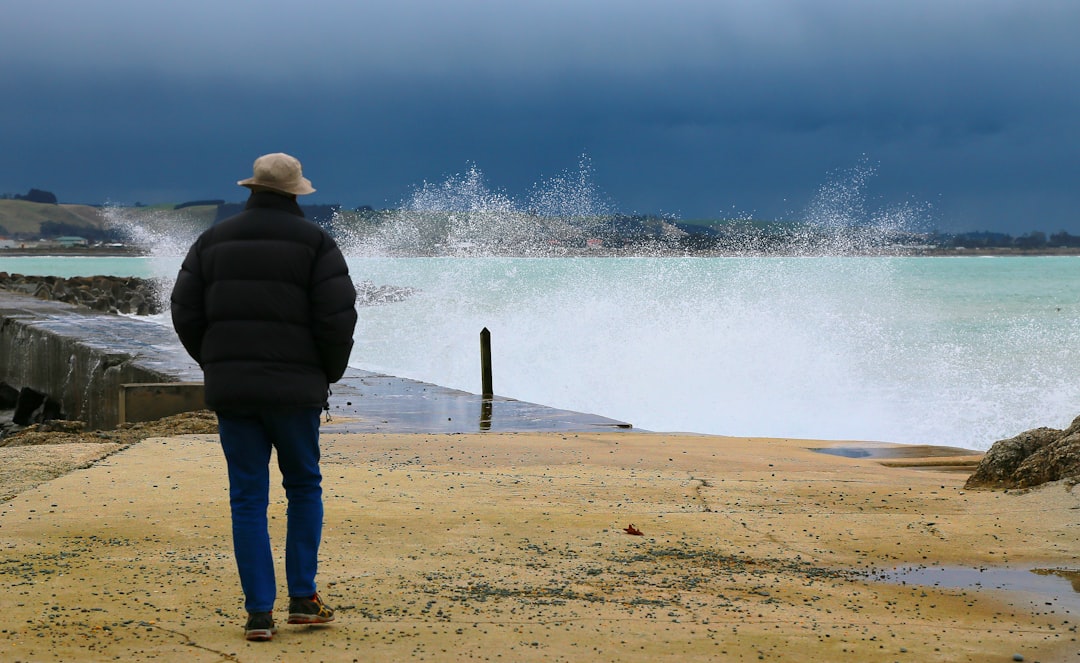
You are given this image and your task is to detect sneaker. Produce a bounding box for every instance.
[244,611,277,641]
[287,592,335,624]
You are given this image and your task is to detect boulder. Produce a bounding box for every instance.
[12,387,46,426]
[9,386,67,427]
[965,415,1080,490]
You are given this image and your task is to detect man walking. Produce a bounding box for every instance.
[171,153,357,641]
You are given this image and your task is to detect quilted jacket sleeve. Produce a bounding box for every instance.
[309,235,358,383]
[170,239,208,365]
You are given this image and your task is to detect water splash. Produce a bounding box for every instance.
[101,205,207,259]
[337,156,619,257]
[100,205,205,310]
[525,154,613,237]
[338,156,930,258]
[780,158,930,255]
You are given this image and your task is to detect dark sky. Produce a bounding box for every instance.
[2,0,1078,233]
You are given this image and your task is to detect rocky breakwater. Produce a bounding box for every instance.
[0,273,163,315]
[0,272,417,314]
[965,415,1080,490]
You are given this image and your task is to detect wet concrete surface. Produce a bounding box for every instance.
[326,369,633,433]
[0,293,201,381]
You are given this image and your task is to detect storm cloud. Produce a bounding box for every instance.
[2,0,1078,232]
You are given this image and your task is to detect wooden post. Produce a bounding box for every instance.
[480,327,493,399]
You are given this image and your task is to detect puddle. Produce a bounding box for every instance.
[813,445,982,473]
[871,566,1080,614]
[815,444,977,460]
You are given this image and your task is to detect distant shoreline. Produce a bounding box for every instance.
[908,246,1080,257]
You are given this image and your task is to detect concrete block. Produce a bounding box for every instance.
[119,382,206,424]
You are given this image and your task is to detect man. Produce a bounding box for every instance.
[171,153,357,641]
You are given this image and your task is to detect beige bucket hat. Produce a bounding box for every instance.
[238,152,316,195]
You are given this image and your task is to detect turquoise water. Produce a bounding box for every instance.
[3,254,1078,449]
[0,256,182,279]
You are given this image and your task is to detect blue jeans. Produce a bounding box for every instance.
[217,408,323,614]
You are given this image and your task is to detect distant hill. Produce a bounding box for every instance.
[0,200,108,237]
[0,200,221,241]
[0,199,338,244]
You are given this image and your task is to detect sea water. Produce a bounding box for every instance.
[3,253,1078,450]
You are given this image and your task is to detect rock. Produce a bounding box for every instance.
[91,297,112,312]
[0,273,165,315]
[34,419,86,434]
[1011,432,1080,488]
[10,387,64,427]
[0,382,18,408]
[356,280,417,305]
[12,387,46,426]
[965,415,1080,490]
[126,292,146,315]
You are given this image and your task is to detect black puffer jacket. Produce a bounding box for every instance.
[170,191,357,411]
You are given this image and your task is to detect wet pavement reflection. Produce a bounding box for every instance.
[324,369,634,433]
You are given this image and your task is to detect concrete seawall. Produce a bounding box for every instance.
[0,292,202,429]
